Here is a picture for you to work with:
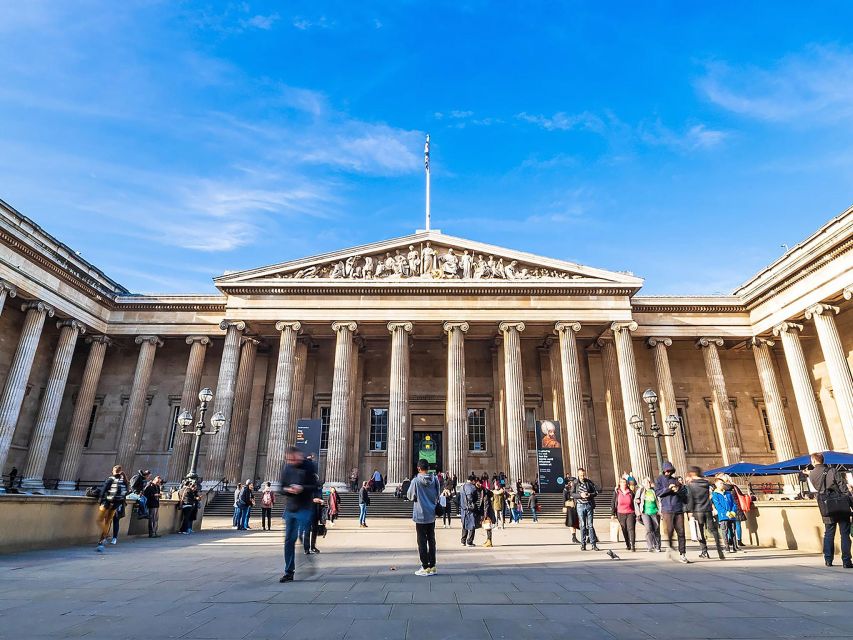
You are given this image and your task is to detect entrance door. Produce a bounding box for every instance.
[412,431,443,476]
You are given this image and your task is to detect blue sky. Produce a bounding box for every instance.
[1,2,851,295]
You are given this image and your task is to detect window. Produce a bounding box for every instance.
[525,407,537,451]
[83,404,98,448]
[369,408,388,451]
[760,407,775,452]
[320,406,331,450]
[676,405,689,452]
[166,405,181,451]
[467,408,487,452]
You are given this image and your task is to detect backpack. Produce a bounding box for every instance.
[262,491,273,507]
[129,472,145,493]
[85,486,101,499]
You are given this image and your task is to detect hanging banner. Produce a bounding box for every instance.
[536,419,566,493]
[295,418,322,460]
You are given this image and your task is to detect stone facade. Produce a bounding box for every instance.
[0,199,850,491]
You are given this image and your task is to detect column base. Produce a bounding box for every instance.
[322,481,349,493]
[56,480,79,491]
[20,478,46,491]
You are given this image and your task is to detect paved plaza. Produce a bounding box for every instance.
[0,516,851,640]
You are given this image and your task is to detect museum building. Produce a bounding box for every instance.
[0,198,850,492]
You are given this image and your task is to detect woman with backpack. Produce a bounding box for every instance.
[261,482,275,531]
[95,465,128,553]
[178,481,199,534]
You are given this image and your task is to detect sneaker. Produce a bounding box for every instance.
[110,538,117,545]
[591,544,600,551]
[699,551,710,559]
[279,574,294,583]
[311,548,320,553]
[466,543,476,547]
[678,554,690,564]
[483,540,493,547]
[428,567,437,575]
[415,568,430,577]
[95,544,105,553]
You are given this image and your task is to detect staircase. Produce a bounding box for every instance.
[204,489,615,519]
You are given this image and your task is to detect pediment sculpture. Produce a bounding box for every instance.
[278,242,584,281]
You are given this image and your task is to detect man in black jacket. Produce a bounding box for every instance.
[808,452,852,568]
[685,467,724,560]
[279,446,318,583]
[570,468,599,551]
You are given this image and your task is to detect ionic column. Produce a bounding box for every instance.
[115,335,162,470]
[554,322,590,475]
[0,280,17,317]
[285,339,309,448]
[165,336,210,484]
[224,337,259,485]
[611,321,652,480]
[500,321,527,484]
[805,303,853,448]
[326,321,357,487]
[203,320,246,484]
[696,337,741,464]
[773,322,830,452]
[0,301,55,479]
[646,337,689,476]
[597,338,630,484]
[21,319,86,489]
[749,337,799,492]
[386,322,413,487]
[444,321,469,480]
[265,321,301,490]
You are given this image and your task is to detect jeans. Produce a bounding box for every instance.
[662,511,686,554]
[283,508,312,576]
[241,506,251,530]
[720,520,738,551]
[416,522,437,569]
[261,508,272,530]
[616,513,636,549]
[577,503,597,545]
[641,513,661,550]
[693,511,722,553]
[531,507,538,523]
[233,505,240,527]
[180,505,194,533]
[359,503,368,525]
[461,527,475,545]
[443,504,453,526]
[147,507,159,536]
[824,517,852,565]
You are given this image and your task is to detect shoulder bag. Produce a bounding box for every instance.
[817,467,853,518]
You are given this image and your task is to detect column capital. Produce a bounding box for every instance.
[443,321,469,334]
[219,319,247,331]
[57,319,86,335]
[554,321,581,334]
[696,337,725,349]
[646,337,672,348]
[21,301,55,317]
[0,280,17,297]
[275,320,302,333]
[772,321,803,337]
[610,320,638,333]
[135,335,163,347]
[805,302,840,319]
[748,336,775,349]
[844,285,852,301]
[86,334,112,347]
[387,321,414,334]
[331,321,357,333]
[499,321,525,333]
[186,335,211,346]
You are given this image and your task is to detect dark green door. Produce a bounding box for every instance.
[412,431,443,476]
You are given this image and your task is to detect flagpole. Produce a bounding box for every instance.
[424,133,431,232]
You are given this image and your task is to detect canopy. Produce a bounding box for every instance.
[703,462,780,477]
[758,451,853,473]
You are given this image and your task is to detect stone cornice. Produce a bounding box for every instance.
[631,296,747,314]
[217,283,638,297]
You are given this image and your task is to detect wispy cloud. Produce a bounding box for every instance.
[293,16,332,30]
[697,45,853,123]
[242,13,279,30]
[516,111,605,133]
[434,110,503,128]
[638,120,727,151]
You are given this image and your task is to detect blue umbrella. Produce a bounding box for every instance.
[703,462,778,477]
[758,450,853,473]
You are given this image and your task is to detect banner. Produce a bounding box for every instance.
[536,419,566,493]
[295,418,322,460]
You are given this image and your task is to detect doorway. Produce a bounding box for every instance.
[412,431,443,476]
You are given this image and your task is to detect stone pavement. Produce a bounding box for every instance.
[0,516,852,640]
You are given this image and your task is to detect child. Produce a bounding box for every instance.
[711,477,739,553]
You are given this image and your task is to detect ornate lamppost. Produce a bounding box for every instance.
[177,387,226,484]
[629,388,681,475]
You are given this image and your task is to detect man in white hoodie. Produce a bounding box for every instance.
[407,458,440,576]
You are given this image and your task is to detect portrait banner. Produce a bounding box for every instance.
[295,418,323,459]
[536,419,566,493]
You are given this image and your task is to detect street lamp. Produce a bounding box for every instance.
[629,388,681,474]
[178,387,226,484]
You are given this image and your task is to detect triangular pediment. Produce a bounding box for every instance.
[215,231,642,289]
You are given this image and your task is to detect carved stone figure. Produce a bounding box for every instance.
[461,250,473,279]
[442,249,459,277]
[331,261,345,279]
[486,255,496,278]
[345,255,358,278]
[474,254,486,279]
[363,256,374,279]
[421,242,436,275]
[383,252,395,276]
[504,260,517,279]
[494,258,506,279]
[393,250,406,276]
[407,245,420,275]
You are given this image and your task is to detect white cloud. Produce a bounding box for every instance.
[639,120,727,151]
[293,16,331,30]
[242,13,279,30]
[697,45,853,123]
[516,111,605,133]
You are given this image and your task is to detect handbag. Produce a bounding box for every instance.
[317,523,328,537]
[817,468,853,518]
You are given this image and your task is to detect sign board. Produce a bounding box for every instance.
[536,419,566,493]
